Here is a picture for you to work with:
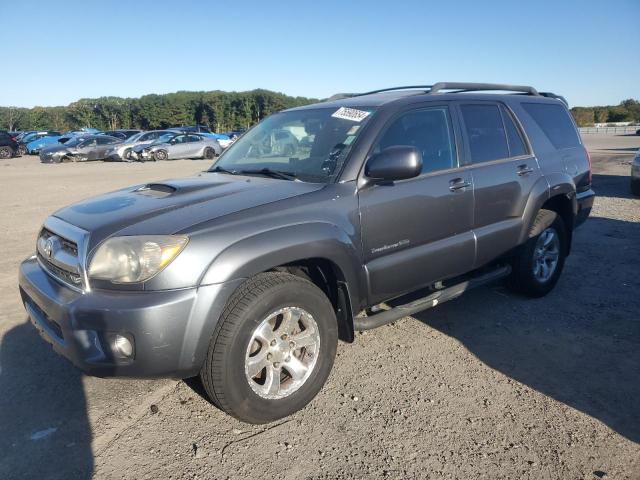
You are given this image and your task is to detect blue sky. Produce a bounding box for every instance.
[1,0,638,108]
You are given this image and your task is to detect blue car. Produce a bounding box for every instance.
[26,135,63,154]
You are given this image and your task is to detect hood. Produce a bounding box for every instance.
[52,173,325,249]
[40,143,73,155]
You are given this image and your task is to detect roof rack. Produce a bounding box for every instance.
[328,83,568,105]
[429,82,539,96]
[355,85,433,97]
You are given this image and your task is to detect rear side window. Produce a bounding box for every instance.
[521,103,580,150]
[460,104,509,163]
[500,106,528,157]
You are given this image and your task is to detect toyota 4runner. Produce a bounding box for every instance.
[19,83,595,423]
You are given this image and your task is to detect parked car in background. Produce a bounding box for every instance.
[57,128,101,144]
[17,131,61,155]
[26,134,64,154]
[198,132,233,149]
[134,132,221,161]
[631,149,640,195]
[104,130,173,161]
[224,129,246,140]
[0,131,19,158]
[170,124,212,133]
[100,129,142,140]
[40,135,120,163]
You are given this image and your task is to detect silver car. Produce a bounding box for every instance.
[137,133,222,161]
[104,130,174,161]
[631,149,640,196]
[39,135,121,163]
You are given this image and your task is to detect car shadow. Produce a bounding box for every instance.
[0,321,93,479]
[412,216,640,443]
[592,173,636,200]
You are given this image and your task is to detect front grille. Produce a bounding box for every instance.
[37,227,83,290]
[37,253,82,286]
[40,228,78,256]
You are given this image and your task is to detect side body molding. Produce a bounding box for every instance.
[200,222,367,314]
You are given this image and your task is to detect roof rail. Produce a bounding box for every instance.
[354,85,433,97]
[429,82,539,96]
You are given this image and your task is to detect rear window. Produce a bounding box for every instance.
[521,103,580,150]
[460,104,509,163]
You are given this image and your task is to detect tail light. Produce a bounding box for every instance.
[585,146,592,185]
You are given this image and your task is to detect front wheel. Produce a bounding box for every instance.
[203,147,215,159]
[200,272,338,423]
[17,145,26,156]
[153,149,168,161]
[507,209,567,297]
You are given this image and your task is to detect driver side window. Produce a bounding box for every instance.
[375,107,457,174]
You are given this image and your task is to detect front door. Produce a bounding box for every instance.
[358,105,476,305]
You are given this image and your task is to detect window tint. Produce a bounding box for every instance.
[97,136,116,145]
[375,107,456,174]
[500,106,527,157]
[460,104,509,163]
[521,103,580,150]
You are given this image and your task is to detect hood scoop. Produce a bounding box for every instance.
[135,183,177,198]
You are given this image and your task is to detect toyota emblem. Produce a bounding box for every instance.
[43,238,53,258]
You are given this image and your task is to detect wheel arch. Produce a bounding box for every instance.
[199,223,366,341]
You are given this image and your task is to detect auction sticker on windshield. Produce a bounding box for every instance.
[332,107,371,122]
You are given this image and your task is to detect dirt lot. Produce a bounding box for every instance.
[1,135,638,479]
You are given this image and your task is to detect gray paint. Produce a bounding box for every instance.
[18,88,595,378]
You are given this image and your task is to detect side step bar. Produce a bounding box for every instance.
[353,265,511,331]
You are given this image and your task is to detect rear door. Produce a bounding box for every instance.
[95,136,118,159]
[358,104,476,305]
[168,135,190,159]
[457,101,542,267]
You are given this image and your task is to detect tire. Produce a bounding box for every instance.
[631,178,640,196]
[203,147,215,159]
[507,209,567,297]
[123,148,133,162]
[153,149,168,161]
[200,272,338,424]
[0,146,12,159]
[17,145,26,156]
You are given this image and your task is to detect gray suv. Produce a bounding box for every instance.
[19,83,594,423]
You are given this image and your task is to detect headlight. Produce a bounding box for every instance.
[88,235,188,283]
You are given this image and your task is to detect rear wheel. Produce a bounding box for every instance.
[0,146,12,159]
[17,145,26,156]
[153,149,168,161]
[200,272,338,424]
[507,209,567,297]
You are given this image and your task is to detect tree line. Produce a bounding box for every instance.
[2,90,638,132]
[570,99,640,127]
[0,89,317,133]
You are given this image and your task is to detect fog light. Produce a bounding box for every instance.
[111,334,134,359]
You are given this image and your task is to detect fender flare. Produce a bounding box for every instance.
[517,173,576,245]
[200,222,366,314]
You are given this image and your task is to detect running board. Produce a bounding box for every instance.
[353,265,511,331]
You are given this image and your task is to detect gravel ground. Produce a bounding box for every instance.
[0,135,638,479]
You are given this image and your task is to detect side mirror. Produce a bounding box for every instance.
[365,146,422,182]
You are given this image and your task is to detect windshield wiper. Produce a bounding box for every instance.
[208,165,237,175]
[235,168,298,181]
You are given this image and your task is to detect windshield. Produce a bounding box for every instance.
[209,107,376,182]
[126,132,144,143]
[63,136,88,147]
[151,133,176,146]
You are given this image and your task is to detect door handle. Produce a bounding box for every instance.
[449,178,471,192]
[517,164,534,176]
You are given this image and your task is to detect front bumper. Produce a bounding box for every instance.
[19,256,242,378]
[575,188,595,228]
